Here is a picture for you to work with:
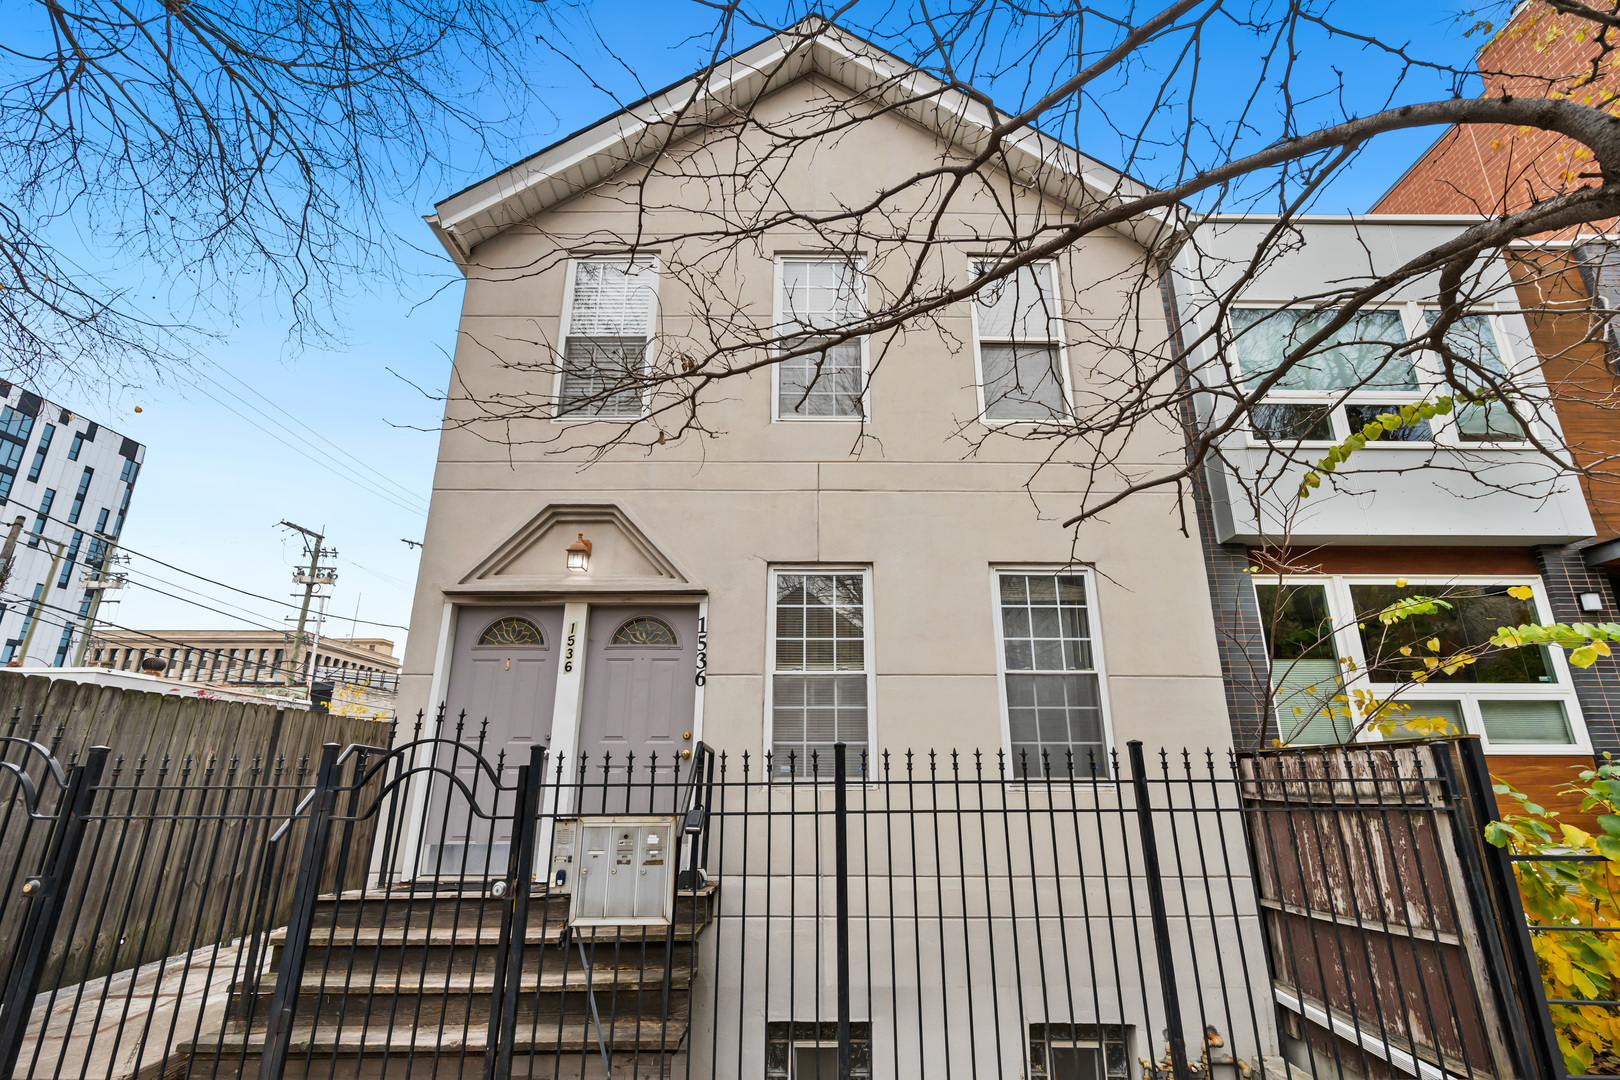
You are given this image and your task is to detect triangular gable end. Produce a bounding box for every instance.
[457,503,694,592]
[425,18,1179,265]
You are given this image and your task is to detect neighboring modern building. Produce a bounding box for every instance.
[0,382,143,668]
[1171,216,1607,813]
[1371,0,1620,596]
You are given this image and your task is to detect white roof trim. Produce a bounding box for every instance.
[428,20,1174,264]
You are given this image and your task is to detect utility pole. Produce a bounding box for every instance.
[17,539,65,666]
[73,538,124,667]
[0,515,25,595]
[279,521,336,687]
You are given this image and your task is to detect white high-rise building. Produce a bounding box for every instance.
[0,382,144,667]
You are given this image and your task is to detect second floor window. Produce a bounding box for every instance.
[776,258,865,419]
[556,257,657,419]
[29,488,54,547]
[974,262,1069,422]
[1231,305,1525,445]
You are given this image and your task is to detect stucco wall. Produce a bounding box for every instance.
[403,74,1234,758]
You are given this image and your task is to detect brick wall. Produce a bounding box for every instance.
[1373,1,1620,221]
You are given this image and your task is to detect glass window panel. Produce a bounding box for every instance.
[780,339,863,417]
[781,260,863,330]
[1391,699,1465,738]
[1424,312,1509,377]
[569,259,656,336]
[1348,583,1552,684]
[1006,673,1103,778]
[1231,308,1415,391]
[975,263,1057,339]
[1481,700,1575,745]
[774,573,867,774]
[982,343,1067,421]
[1254,584,1336,661]
[1344,404,1432,442]
[557,338,645,417]
[1250,403,1335,441]
[1455,400,1525,442]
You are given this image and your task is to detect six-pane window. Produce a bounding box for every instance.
[771,571,868,778]
[974,262,1068,421]
[998,573,1106,777]
[556,258,657,418]
[777,259,865,418]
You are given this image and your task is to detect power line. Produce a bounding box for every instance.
[0,496,413,632]
[169,374,429,517]
[120,576,288,633]
[190,359,430,509]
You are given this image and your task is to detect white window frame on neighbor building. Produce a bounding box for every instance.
[552,254,660,422]
[771,255,870,422]
[764,566,877,780]
[1257,573,1591,754]
[1225,302,1537,450]
[970,259,1075,425]
[990,567,1116,778]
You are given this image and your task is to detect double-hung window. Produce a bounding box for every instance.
[555,257,658,419]
[973,262,1069,422]
[769,570,871,778]
[1230,305,1526,445]
[1255,576,1587,751]
[774,258,865,419]
[996,572,1109,777]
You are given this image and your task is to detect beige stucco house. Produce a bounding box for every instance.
[401,22,1235,781]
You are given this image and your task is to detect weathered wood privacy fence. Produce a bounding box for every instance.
[0,708,1571,1080]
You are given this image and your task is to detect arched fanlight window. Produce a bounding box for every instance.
[477,617,546,647]
[609,616,678,647]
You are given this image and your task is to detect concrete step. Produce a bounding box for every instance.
[227,963,694,1027]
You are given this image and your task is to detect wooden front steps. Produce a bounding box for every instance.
[177,882,717,1079]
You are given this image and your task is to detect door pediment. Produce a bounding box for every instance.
[456,503,694,593]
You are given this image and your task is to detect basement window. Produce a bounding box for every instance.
[1030,1023,1131,1080]
[765,1021,871,1080]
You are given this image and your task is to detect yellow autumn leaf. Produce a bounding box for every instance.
[1427,638,1441,653]
[1508,586,1534,600]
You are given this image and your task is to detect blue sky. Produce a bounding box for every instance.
[85,0,1502,656]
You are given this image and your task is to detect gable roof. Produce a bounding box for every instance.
[425,17,1174,265]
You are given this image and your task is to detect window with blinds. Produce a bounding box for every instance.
[776,259,865,419]
[974,262,1068,421]
[557,258,657,418]
[770,571,869,778]
[997,572,1108,777]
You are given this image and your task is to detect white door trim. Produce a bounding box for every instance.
[546,602,592,816]
[398,600,458,883]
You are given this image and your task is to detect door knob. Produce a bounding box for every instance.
[681,749,692,759]
[682,731,692,740]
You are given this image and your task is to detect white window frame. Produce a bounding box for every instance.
[1259,573,1591,754]
[970,259,1075,426]
[989,566,1117,778]
[551,255,660,423]
[1227,302,1535,450]
[770,255,870,422]
[763,565,877,781]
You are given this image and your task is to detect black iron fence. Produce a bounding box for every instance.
[0,714,1577,1080]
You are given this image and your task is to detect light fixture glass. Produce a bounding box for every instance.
[1579,591,1606,613]
[566,532,592,572]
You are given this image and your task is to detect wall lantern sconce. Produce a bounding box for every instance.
[566,533,593,573]
[1580,591,1606,613]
